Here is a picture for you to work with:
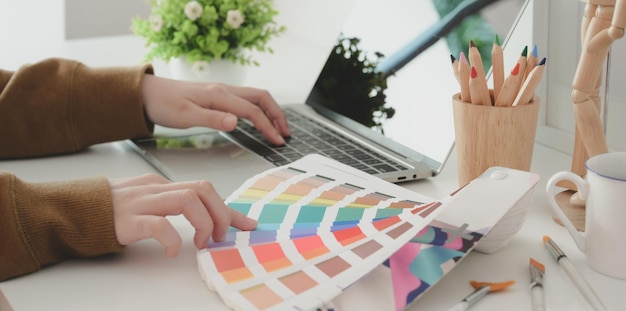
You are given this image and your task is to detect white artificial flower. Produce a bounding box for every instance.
[184,1,203,21]
[150,15,163,32]
[226,10,244,29]
[191,60,211,77]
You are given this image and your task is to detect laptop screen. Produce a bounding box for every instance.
[305,0,527,166]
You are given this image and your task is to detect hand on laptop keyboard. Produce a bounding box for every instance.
[141,74,291,145]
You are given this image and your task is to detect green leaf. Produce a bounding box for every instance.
[131,0,285,65]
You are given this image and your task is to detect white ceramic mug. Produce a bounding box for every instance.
[546,152,626,279]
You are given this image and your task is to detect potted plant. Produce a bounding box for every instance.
[132,0,286,83]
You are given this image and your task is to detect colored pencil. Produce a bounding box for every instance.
[519,45,528,70]
[468,40,486,78]
[468,41,491,105]
[469,66,491,106]
[494,47,527,107]
[516,45,528,90]
[451,54,460,83]
[458,52,471,103]
[512,57,546,106]
[491,34,505,104]
[524,44,539,81]
[494,62,521,107]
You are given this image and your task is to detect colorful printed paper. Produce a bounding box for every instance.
[385,220,485,310]
[197,155,446,310]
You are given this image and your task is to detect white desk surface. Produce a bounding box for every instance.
[2,26,626,311]
[4,136,626,311]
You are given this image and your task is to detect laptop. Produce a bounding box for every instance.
[128,0,528,196]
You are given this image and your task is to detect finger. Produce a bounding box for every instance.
[171,101,239,131]
[131,188,214,248]
[135,181,230,245]
[148,183,256,242]
[117,179,213,208]
[265,107,290,140]
[190,182,234,243]
[109,173,170,188]
[136,215,182,257]
[229,209,258,231]
[222,85,291,137]
[193,85,286,145]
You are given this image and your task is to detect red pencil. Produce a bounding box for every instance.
[468,40,485,79]
[513,57,546,106]
[469,66,491,106]
[495,58,524,107]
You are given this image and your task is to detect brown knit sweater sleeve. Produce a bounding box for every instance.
[0,58,156,281]
[0,172,124,281]
[0,58,154,158]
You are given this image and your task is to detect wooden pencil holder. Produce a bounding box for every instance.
[452,91,540,186]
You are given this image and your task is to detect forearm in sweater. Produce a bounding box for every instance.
[0,58,155,159]
[0,172,124,281]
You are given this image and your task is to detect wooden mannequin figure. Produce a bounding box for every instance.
[556,0,626,230]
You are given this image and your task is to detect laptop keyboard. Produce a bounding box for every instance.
[227,108,409,175]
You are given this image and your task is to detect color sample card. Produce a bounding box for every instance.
[216,203,440,311]
[197,155,444,310]
[330,166,540,311]
[385,220,485,311]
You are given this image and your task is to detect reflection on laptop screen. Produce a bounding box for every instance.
[306,0,526,165]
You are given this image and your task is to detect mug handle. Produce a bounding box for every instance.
[545,171,589,253]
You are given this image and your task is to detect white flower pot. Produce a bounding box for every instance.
[168,57,247,85]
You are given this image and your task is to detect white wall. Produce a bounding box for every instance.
[539,0,626,154]
[65,0,150,39]
[62,0,525,43]
[0,0,65,70]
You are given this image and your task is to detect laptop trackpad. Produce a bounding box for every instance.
[131,132,274,197]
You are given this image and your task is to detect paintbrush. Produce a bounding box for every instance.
[529,258,546,311]
[543,235,607,311]
[447,280,515,310]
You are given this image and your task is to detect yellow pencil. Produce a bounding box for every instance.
[469,66,491,106]
[513,57,546,106]
[458,52,471,103]
[491,34,504,104]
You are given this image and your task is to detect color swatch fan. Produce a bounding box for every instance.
[197,154,446,311]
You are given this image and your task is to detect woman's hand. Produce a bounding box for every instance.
[141,74,290,145]
[110,174,257,257]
